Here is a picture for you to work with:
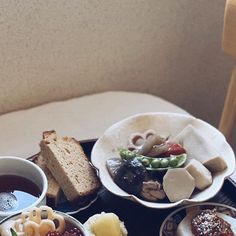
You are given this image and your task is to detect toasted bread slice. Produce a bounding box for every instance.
[40,131,101,201]
[34,154,61,207]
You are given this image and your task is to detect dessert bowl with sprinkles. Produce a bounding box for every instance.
[159,202,236,236]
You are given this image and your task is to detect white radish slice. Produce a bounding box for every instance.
[185,159,212,190]
[163,168,195,202]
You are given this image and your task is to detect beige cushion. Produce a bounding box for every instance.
[0,0,232,120]
[0,91,188,157]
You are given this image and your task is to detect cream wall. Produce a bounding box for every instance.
[0,0,235,147]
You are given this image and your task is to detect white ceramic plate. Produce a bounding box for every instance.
[91,112,235,209]
[159,202,236,236]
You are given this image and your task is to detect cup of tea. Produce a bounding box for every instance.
[0,156,48,220]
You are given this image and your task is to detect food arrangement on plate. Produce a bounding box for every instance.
[0,112,236,236]
[0,129,128,236]
[0,206,85,236]
[106,124,227,203]
[91,112,235,208]
[160,202,236,236]
[0,130,103,219]
[0,206,127,236]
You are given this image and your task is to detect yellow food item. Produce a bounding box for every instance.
[84,212,128,236]
[92,213,122,236]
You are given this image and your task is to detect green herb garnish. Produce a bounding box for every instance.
[10,228,18,236]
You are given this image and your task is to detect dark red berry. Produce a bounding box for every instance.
[45,231,62,236]
[62,227,83,236]
[46,227,83,236]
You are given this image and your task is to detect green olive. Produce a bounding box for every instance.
[151,159,161,168]
[141,158,150,167]
[160,158,169,168]
[169,157,178,167]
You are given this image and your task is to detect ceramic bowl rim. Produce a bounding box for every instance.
[0,156,48,217]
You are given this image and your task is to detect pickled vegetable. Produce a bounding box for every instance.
[119,149,187,171]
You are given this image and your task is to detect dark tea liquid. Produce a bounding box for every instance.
[0,175,41,212]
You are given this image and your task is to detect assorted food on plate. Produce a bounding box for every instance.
[0,206,127,236]
[160,203,236,236]
[0,206,84,236]
[0,130,128,236]
[1,113,236,236]
[106,125,227,203]
[177,208,236,236]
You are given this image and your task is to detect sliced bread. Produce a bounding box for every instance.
[34,154,61,207]
[40,131,101,201]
